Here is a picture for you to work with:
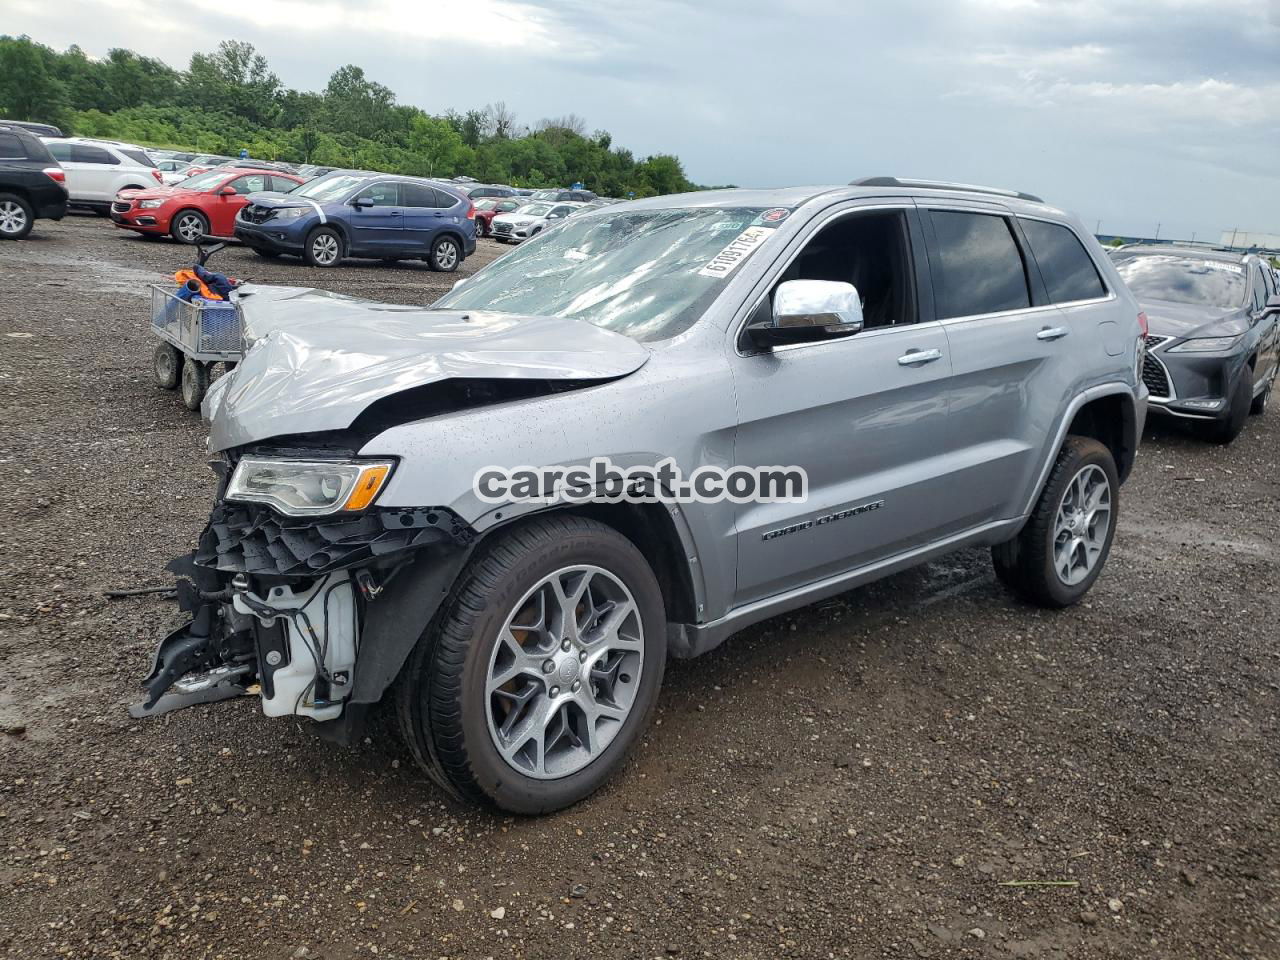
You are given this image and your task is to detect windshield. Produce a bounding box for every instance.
[434,206,774,341]
[176,170,229,191]
[532,190,560,200]
[291,174,367,202]
[1115,255,1246,309]
[516,203,553,217]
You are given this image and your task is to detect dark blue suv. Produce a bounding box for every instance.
[234,171,476,271]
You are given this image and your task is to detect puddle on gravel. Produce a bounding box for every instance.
[0,247,165,297]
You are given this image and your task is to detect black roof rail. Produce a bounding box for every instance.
[850,176,1043,204]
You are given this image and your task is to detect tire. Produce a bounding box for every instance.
[1249,371,1272,416]
[180,357,208,411]
[0,193,33,240]
[1201,372,1252,443]
[91,206,110,218]
[152,342,181,390]
[992,436,1119,608]
[476,220,488,239]
[170,209,209,245]
[250,247,280,260]
[304,227,343,267]
[396,515,667,814]
[428,234,461,272]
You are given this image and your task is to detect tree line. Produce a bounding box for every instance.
[0,35,705,197]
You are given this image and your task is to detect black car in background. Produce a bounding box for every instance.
[1112,246,1280,443]
[0,124,68,240]
[0,119,64,138]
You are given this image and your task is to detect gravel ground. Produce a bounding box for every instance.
[0,214,1277,960]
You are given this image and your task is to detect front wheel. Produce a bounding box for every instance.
[304,227,343,267]
[1201,372,1252,443]
[992,436,1118,608]
[428,235,460,272]
[396,515,666,814]
[170,210,209,244]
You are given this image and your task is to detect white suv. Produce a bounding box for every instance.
[40,138,162,214]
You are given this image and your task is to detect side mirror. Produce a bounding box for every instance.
[746,280,864,348]
[218,185,236,196]
[547,213,564,220]
[351,196,373,209]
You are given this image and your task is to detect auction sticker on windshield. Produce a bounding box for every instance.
[698,226,773,279]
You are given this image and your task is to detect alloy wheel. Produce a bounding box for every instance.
[1053,464,1111,586]
[311,234,339,265]
[436,239,458,270]
[0,201,28,236]
[176,214,204,243]
[485,565,644,779]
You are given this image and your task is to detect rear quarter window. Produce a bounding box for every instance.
[928,210,1031,319]
[121,149,156,168]
[1019,218,1107,304]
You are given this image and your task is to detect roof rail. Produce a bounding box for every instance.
[850,176,1043,204]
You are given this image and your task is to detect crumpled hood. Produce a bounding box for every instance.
[205,286,650,451]
[1140,298,1246,340]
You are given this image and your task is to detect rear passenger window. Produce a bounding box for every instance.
[1020,218,1106,304]
[70,145,118,164]
[0,133,26,159]
[928,211,1030,318]
[268,176,297,193]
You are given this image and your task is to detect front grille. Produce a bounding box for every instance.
[493,221,513,234]
[112,200,131,213]
[241,204,275,225]
[1142,354,1172,399]
[1143,334,1170,349]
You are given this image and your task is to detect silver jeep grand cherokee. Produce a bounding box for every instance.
[135,177,1148,813]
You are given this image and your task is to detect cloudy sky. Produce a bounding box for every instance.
[10,0,1280,240]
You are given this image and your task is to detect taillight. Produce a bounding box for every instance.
[1137,311,1148,337]
[466,202,476,220]
[151,169,164,183]
[42,166,65,184]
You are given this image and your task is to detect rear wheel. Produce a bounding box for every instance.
[992,436,1118,608]
[0,194,33,240]
[428,235,460,272]
[170,209,209,244]
[180,357,208,410]
[152,343,181,390]
[396,515,666,814]
[304,227,342,267]
[476,219,488,238]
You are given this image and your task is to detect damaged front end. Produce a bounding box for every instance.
[131,457,475,741]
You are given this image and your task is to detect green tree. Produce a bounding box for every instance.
[185,40,282,127]
[0,35,69,125]
[323,65,396,139]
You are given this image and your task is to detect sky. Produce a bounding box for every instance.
[9,0,1280,240]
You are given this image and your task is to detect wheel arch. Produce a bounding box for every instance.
[1064,391,1139,484]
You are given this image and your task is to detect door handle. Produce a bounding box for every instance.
[1037,326,1070,341]
[898,348,942,366]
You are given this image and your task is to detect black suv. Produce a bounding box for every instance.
[0,124,68,240]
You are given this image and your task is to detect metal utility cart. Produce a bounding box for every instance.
[149,241,244,411]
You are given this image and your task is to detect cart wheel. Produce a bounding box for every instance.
[153,343,181,390]
[181,358,209,411]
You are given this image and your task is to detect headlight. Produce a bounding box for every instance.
[138,199,165,209]
[226,458,394,516]
[1168,336,1242,353]
[275,207,309,220]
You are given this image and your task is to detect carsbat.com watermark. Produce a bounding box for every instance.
[475,457,808,505]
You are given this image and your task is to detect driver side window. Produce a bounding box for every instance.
[769,209,918,330]
[355,183,400,206]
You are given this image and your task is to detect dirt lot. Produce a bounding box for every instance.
[1,214,1277,960]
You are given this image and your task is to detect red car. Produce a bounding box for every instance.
[474,197,523,237]
[111,167,304,243]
